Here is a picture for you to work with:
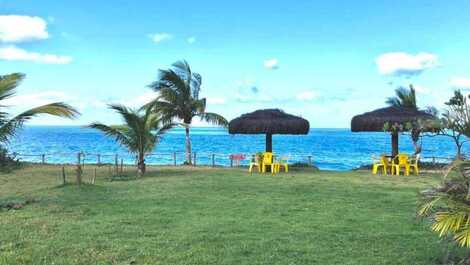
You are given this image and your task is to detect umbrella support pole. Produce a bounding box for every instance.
[266,133,272,153]
[391,132,399,158]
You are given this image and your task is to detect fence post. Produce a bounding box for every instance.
[61,166,66,185]
[76,152,82,186]
[115,154,119,175]
[193,152,197,167]
[173,152,177,166]
[120,159,124,174]
[308,155,312,165]
[92,168,97,184]
[230,156,233,167]
[212,154,215,167]
[432,156,436,165]
[97,154,101,166]
[41,154,45,164]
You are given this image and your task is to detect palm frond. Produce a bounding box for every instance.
[197,112,228,127]
[87,123,133,150]
[0,73,24,102]
[0,102,79,143]
[386,85,417,109]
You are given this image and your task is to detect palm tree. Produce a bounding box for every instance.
[386,84,422,154]
[0,73,79,144]
[386,84,417,109]
[88,104,174,176]
[146,60,228,164]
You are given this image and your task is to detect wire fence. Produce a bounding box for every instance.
[8,151,456,169]
[10,152,316,167]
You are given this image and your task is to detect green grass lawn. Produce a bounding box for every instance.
[0,164,451,264]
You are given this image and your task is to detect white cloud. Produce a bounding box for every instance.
[207,97,226,104]
[264,58,279,70]
[187,37,196,44]
[3,91,73,107]
[450,77,470,90]
[413,85,431,95]
[148,33,172,43]
[296,90,317,101]
[0,46,72,64]
[0,15,49,42]
[376,52,438,76]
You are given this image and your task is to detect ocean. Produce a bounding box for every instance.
[8,126,466,171]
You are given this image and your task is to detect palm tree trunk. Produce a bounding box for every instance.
[185,126,192,165]
[137,153,146,176]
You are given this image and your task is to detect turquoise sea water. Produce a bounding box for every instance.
[9,126,467,171]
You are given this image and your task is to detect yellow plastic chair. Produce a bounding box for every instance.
[262,152,275,174]
[372,155,390,175]
[409,154,420,175]
[393,154,410,176]
[274,156,289,173]
[249,154,262,173]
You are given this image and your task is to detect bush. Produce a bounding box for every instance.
[0,147,21,172]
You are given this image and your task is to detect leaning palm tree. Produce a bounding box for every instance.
[88,104,174,176]
[386,84,423,154]
[146,60,228,164]
[0,73,79,144]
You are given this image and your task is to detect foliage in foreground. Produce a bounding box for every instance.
[419,160,470,255]
[0,73,79,145]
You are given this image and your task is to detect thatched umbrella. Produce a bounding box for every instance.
[229,109,310,152]
[351,106,436,157]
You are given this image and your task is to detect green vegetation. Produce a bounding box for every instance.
[0,165,457,265]
[88,104,174,176]
[0,73,79,172]
[146,60,228,164]
[0,73,79,144]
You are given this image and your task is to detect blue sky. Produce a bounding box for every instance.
[1,0,470,127]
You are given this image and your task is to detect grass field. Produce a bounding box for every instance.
[0,164,455,264]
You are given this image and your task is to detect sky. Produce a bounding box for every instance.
[1,0,470,127]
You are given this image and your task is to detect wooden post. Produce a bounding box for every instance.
[62,166,66,185]
[308,155,312,165]
[193,152,197,167]
[230,156,233,167]
[76,152,82,186]
[120,159,124,174]
[92,168,97,184]
[97,154,101,166]
[41,154,45,164]
[114,154,119,175]
[266,133,273,152]
[173,152,177,166]
[212,154,215,167]
[391,132,399,158]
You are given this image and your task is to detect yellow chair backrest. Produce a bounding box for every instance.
[397,154,409,165]
[380,155,389,165]
[263,152,273,165]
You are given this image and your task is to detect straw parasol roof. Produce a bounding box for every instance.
[229,109,309,135]
[351,106,435,132]
[229,109,310,152]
